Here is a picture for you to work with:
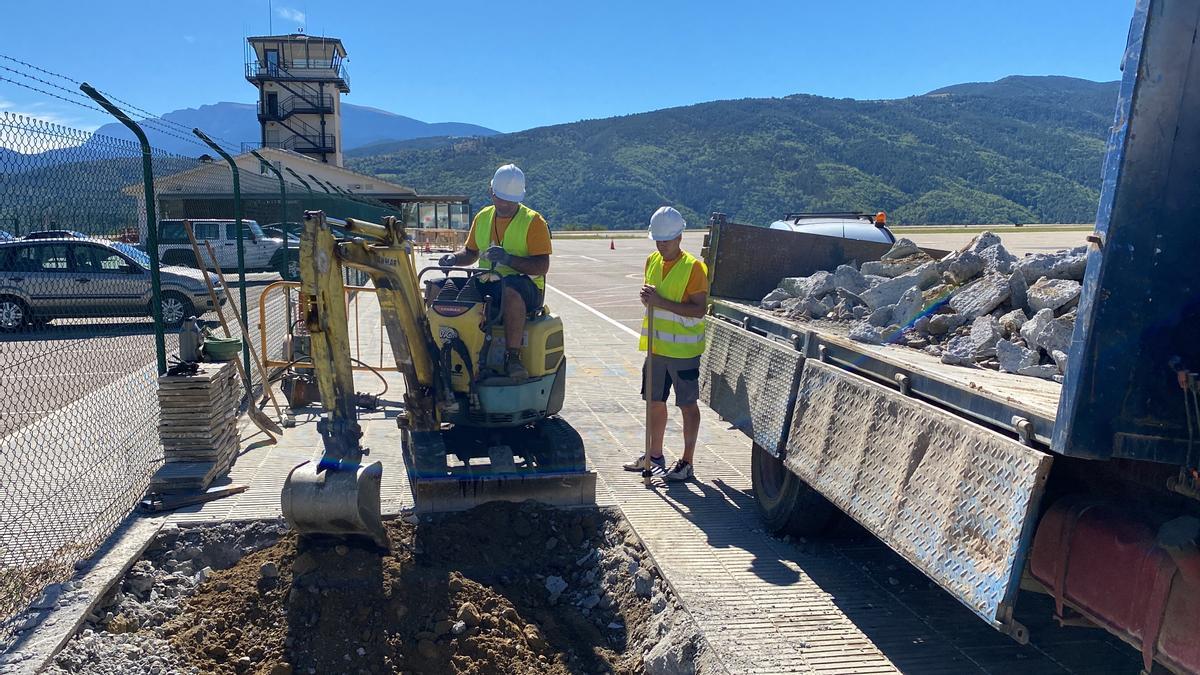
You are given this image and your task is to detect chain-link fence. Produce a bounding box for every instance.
[0,106,405,642]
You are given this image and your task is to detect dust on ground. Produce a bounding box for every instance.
[48,503,704,675]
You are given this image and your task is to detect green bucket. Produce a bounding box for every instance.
[203,335,243,362]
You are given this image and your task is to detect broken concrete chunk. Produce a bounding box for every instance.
[1020,308,1055,346]
[998,309,1028,337]
[1008,270,1029,313]
[892,287,926,326]
[948,272,1010,320]
[1027,278,1081,313]
[940,335,977,366]
[863,275,888,289]
[978,244,1017,274]
[868,305,893,327]
[849,322,884,345]
[780,271,834,299]
[1034,312,1076,355]
[861,253,931,278]
[997,339,1039,373]
[965,231,1002,254]
[782,295,830,320]
[761,288,793,304]
[1052,349,1070,375]
[833,264,868,294]
[927,312,967,336]
[1014,247,1088,282]
[946,251,985,284]
[968,316,1003,358]
[1017,364,1059,380]
[882,238,922,260]
[851,305,869,320]
[860,262,939,309]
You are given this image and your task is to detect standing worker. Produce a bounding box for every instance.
[624,206,708,481]
[439,164,552,379]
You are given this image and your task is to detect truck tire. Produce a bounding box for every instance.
[751,442,839,536]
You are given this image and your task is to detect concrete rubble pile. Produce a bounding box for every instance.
[760,232,1087,381]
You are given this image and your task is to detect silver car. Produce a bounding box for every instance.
[768,211,896,244]
[0,238,224,331]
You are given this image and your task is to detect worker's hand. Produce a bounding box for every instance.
[483,245,512,266]
[438,253,457,268]
[640,285,660,307]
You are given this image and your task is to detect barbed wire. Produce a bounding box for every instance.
[0,53,242,154]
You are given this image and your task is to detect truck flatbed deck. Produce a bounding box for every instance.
[712,299,1062,447]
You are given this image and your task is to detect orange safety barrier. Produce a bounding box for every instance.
[257,280,393,372]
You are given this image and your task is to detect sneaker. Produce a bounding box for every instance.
[504,352,529,380]
[665,459,694,482]
[623,454,666,475]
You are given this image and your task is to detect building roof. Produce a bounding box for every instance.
[123,147,412,197]
[246,34,347,56]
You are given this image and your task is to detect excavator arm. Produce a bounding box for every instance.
[281,210,447,548]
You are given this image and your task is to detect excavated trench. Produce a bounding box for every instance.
[47,503,702,675]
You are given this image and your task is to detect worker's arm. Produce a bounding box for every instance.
[443,247,480,267]
[504,253,550,277]
[641,287,708,318]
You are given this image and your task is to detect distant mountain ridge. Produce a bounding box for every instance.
[89,102,498,156]
[347,75,1120,226]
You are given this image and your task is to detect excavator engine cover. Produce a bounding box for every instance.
[281,459,389,549]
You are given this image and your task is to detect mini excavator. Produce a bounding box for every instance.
[280,210,593,548]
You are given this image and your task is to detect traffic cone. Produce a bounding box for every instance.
[610,240,615,250]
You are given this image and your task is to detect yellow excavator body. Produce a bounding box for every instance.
[280,210,592,547]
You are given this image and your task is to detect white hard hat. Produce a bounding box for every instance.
[490,163,525,202]
[648,206,686,241]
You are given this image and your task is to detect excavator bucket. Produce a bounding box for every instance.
[281,459,389,549]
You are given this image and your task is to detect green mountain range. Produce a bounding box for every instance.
[347,76,1119,228]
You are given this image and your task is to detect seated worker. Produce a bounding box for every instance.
[439,163,551,379]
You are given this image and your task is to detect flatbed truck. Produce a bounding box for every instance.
[698,1,1200,671]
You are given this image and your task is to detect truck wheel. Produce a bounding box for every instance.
[751,442,839,536]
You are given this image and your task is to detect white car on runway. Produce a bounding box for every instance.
[768,211,895,244]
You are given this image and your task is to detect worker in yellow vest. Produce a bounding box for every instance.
[623,206,708,481]
[440,164,552,379]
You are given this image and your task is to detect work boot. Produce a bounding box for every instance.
[623,454,666,475]
[505,351,529,380]
[666,459,694,482]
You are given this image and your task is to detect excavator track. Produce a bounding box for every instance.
[402,417,595,513]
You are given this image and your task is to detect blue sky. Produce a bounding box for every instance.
[0,0,1135,135]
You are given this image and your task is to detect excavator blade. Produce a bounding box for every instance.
[281,459,389,549]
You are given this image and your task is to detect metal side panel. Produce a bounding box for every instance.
[785,360,1052,635]
[700,318,803,456]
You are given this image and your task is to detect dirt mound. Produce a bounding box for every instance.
[50,503,697,675]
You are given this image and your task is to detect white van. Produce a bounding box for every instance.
[156,219,290,275]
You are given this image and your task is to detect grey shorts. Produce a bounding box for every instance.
[480,275,544,319]
[641,355,702,406]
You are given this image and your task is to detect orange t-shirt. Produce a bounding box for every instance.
[465,209,552,256]
[647,253,709,300]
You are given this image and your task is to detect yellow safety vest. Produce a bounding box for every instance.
[639,250,706,358]
[474,204,545,289]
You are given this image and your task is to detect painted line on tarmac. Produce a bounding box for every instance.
[545,284,640,338]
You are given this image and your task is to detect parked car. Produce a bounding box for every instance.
[156,219,290,277]
[23,229,87,240]
[768,211,895,244]
[0,238,223,331]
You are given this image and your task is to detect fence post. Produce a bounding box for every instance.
[285,167,315,195]
[192,129,252,379]
[248,149,290,278]
[249,149,295,334]
[310,174,333,194]
[80,83,167,376]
